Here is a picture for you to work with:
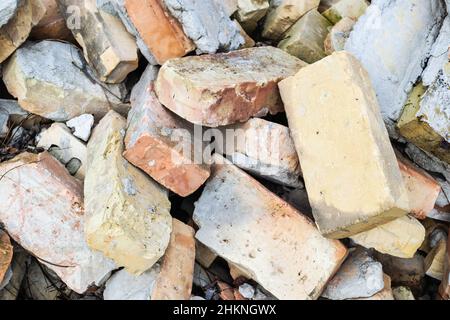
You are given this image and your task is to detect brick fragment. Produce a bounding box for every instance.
[124,65,210,197]
[193,154,347,300]
[0,152,115,293]
[155,46,306,127]
[85,111,172,274]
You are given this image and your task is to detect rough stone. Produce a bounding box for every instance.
[3,40,128,122]
[321,0,368,24]
[195,241,218,268]
[124,65,210,197]
[193,154,347,300]
[322,248,384,300]
[278,10,332,63]
[262,0,320,41]
[440,234,449,299]
[215,118,302,187]
[60,0,138,84]
[66,114,95,142]
[279,51,409,239]
[30,0,73,41]
[323,17,355,55]
[0,0,45,63]
[119,0,195,65]
[85,111,172,275]
[0,152,116,293]
[37,123,87,179]
[104,219,195,300]
[0,231,13,284]
[345,0,446,124]
[155,46,306,127]
[351,215,425,259]
[163,0,245,53]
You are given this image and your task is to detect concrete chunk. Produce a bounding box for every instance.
[66,114,94,142]
[0,152,116,293]
[350,215,425,259]
[120,0,195,65]
[355,274,394,300]
[216,118,302,187]
[193,154,347,300]
[279,51,409,238]
[104,219,195,300]
[0,0,45,63]
[321,0,368,24]
[60,0,138,83]
[85,111,172,275]
[155,46,306,127]
[262,0,320,41]
[235,0,269,32]
[278,9,332,63]
[322,248,384,300]
[345,0,446,123]
[124,65,210,197]
[3,40,128,121]
[37,123,87,179]
[163,0,245,53]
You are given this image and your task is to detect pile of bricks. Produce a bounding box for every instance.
[0,0,449,300]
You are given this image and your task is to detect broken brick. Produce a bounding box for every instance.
[193,154,347,300]
[155,46,306,127]
[85,111,172,275]
[124,65,210,197]
[0,152,115,293]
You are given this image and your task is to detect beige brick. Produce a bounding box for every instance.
[321,0,368,24]
[0,152,115,293]
[350,215,425,259]
[425,239,447,280]
[262,0,320,41]
[279,51,409,239]
[156,47,306,127]
[0,0,45,63]
[216,118,301,187]
[37,123,87,179]
[60,0,138,83]
[278,10,332,63]
[324,17,355,55]
[30,0,73,41]
[122,0,195,65]
[0,231,13,285]
[85,111,172,275]
[235,0,269,33]
[193,154,347,300]
[124,65,210,197]
[104,219,195,300]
